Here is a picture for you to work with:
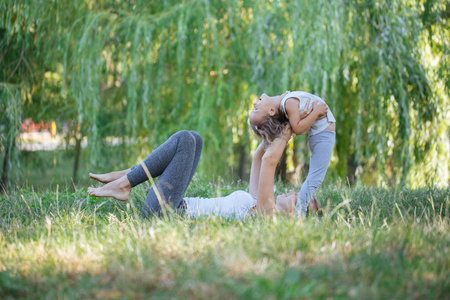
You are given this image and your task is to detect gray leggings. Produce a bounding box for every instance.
[295,130,335,217]
[126,131,203,217]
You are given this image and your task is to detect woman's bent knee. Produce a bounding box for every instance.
[189,131,203,147]
[173,130,191,139]
[173,130,196,150]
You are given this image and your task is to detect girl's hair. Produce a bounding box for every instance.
[251,108,289,142]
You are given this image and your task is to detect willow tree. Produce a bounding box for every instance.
[1,0,448,191]
[0,21,26,192]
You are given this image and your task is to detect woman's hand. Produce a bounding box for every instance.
[254,140,267,157]
[260,125,291,169]
[276,190,297,216]
[262,127,290,166]
[280,124,293,142]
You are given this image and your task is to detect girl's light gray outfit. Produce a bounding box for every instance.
[281,91,336,137]
[126,130,203,217]
[280,91,336,217]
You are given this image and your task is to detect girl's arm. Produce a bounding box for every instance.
[256,127,292,215]
[285,98,328,135]
[249,141,266,198]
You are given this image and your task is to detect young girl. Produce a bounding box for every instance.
[249,91,336,217]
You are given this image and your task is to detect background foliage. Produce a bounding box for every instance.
[1,0,449,190]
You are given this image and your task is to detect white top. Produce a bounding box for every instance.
[184,190,257,220]
[280,91,336,137]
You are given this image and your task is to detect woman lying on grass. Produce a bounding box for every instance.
[87,129,299,218]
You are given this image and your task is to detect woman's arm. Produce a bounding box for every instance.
[249,141,266,198]
[285,99,328,135]
[256,127,292,215]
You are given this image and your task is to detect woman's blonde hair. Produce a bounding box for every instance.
[250,108,289,142]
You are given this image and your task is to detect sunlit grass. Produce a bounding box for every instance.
[0,181,449,299]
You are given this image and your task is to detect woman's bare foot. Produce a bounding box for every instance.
[87,175,131,201]
[89,169,131,183]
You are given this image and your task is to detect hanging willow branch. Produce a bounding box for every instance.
[1,0,449,187]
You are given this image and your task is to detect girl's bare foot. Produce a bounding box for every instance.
[307,196,323,216]
[89,169,131,183]
[87,175,131,201]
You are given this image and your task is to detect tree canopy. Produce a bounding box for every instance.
[1,0,449,190]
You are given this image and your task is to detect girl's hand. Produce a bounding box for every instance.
[312,101,328,118]
[299,99,313,120]
[299,99,327,120]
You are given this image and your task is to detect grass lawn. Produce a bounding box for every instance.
[11,150,91,189]
[0,180,449,299]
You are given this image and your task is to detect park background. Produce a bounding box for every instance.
[1,0,449,191]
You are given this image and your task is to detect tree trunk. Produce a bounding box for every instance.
[291,142,301,183]
[275,149,287,183]
[238,143,247,181]
[346,153,357,185]
[73,136,82,183]
[1,138,15,194]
